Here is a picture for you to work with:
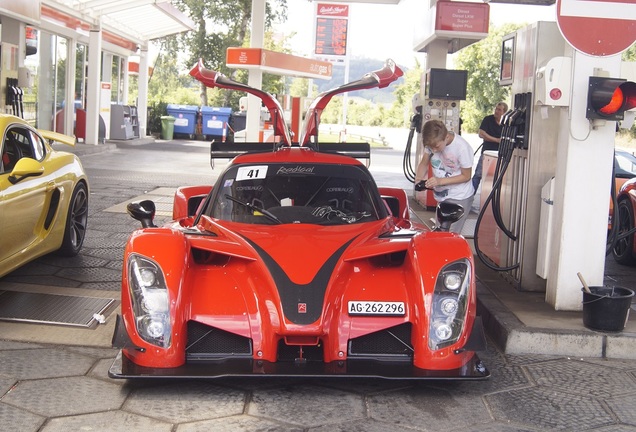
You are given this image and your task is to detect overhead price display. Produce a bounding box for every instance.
[315,17,348,56]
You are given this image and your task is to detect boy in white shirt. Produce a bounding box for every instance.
[414,120,474,233]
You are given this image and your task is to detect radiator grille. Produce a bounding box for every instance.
[186,321,252,360]
[348,323,413,358]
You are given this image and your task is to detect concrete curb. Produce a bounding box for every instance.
[477,279,636,359]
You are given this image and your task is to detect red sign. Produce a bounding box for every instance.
[226,48,333,80]
[435,1,489,34]
[316,3,349,17]
[557,0,636,57]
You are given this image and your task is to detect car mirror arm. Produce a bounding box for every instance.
[8,172,42,185]
[127,200,157,228]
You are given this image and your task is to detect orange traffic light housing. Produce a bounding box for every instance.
[586,77,636,121]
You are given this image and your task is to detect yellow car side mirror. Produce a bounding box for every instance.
[9,158,44,184]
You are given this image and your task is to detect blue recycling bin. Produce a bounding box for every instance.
[200,106,232,138]
[166,104,198,137]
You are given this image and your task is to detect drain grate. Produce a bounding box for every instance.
[0,291,117,329]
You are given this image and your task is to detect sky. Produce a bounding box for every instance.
[274,0,557,68]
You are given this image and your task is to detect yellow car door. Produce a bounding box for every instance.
[0,128,48,264]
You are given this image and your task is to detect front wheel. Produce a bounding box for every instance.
[612,199,636,265]
[58,182,88,256]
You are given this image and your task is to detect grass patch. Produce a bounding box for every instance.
[316,132,387,148]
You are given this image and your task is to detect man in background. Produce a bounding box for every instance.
[471,102,508,192]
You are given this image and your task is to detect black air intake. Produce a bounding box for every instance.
[348,323,413,359]
[186,321,252,361]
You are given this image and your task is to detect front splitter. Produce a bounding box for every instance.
[108,351,490,380]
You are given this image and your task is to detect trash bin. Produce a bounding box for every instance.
[166,104,199,138]
[161,116,175,140]
[200,107,232,140]
[230,112,247,133]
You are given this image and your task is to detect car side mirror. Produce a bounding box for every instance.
[436,201,464,232]
[8,158,44,184]
[127,200,157,228]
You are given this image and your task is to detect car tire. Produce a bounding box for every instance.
[612,198,636,265]
[57,182,88,256]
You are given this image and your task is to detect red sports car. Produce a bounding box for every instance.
[109,60,488,380]
[612,174,636,265]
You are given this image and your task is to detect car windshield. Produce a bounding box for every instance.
[208,163,386,225]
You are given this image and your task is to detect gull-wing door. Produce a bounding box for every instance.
[190,60,292,146]
[300,59,403,146]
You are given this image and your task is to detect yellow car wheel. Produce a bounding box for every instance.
[58,182,88,256]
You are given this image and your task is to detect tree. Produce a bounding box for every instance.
[454,23,523,133]
[288,77,317,98]
[386,59,423,128]
[171,0,288,107]
[316,59,420,129]
[147,36,183,104]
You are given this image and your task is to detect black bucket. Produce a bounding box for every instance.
[582,286,635,332]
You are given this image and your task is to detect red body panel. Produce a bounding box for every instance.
[617,178,636,257]
[120,215,477,371]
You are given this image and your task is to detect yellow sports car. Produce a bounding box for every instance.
[0,114,88,278]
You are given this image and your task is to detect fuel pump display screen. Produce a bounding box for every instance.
[315,17,348,56]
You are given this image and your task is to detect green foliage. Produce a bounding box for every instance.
[319,58,422,128]
[347,99,378,126]
[322,97,342,124]
[389,60,423,127]
[160,0,288,109]
[146,41,183,105]
[454,23,522,133]
[145,1,290,113]
[623,43,636,61]
[288,77,318,98]
[147,101,168,135]
[172,87,200,105]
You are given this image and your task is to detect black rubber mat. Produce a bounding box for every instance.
[0,291,117,328]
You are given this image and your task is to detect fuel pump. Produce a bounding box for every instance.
[403,69,466,209]
[473,92,531,272]
[472,21,568,293]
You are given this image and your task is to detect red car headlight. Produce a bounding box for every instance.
[428,259,471,350]
[128,254,171,348]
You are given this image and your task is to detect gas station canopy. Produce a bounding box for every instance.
[41,0,195,46]
[325,0,555,5]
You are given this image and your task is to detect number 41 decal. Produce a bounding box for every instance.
[236,165,268,181]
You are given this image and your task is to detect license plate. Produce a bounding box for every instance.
[348,301,405,316]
